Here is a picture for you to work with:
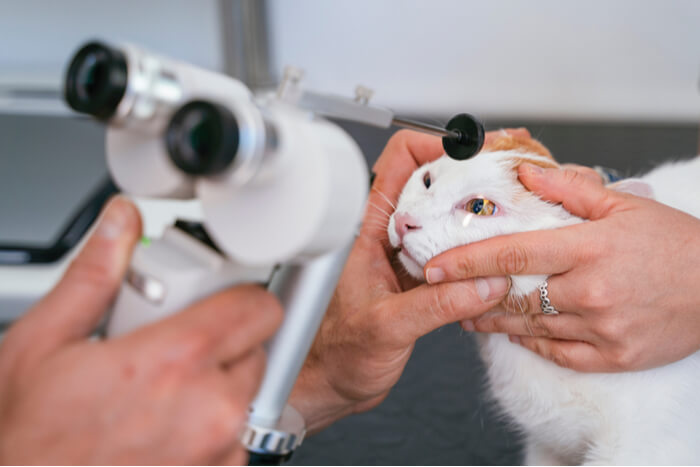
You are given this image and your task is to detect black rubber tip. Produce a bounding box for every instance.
[442,113,485,160]
[64,41,128,120]
[166,100,240,176]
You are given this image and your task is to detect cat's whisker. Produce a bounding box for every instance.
[362,224,390,232]
[358,227,393,246]
[372,187,397,210]
[362,216,390,225]
[365,210,390,219]
[363,214,391,225]
[512,296,535,337]
[506,293,518,314]
[366,201,393,219]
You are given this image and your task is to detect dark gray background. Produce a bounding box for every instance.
[0,113,107,246]
[1,113,698,464]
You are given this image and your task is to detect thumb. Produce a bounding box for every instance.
[380,277,510,345]
[518,163,618,220]
[17,196,142,353]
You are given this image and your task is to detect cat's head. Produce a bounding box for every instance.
[387,131,579,280]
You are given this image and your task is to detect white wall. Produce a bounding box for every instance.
[268,0,700,122]
[1,0,698,122]
[0,0,223,87]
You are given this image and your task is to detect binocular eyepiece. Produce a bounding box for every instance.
[166,101,240,176]
[64,40,257,180]
[64,41,128,120]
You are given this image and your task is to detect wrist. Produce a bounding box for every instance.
[288,358,357,435]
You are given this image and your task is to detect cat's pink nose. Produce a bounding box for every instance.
[394,212,422,241]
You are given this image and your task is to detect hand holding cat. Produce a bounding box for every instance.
[0,198,281,464]
[288,130,515,433]
[426,165,700,372]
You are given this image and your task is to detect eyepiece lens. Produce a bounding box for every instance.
[166,101,239,176]
[64,41,127,119]
[75,52,106,101]
[189,113,218,156]
[179,109,222,167]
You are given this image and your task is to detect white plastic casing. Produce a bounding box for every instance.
[107,226,272,337]
[105,43,253,199]
[199,101,368,266]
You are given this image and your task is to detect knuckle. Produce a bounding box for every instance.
[594,317,624,342]
[496,245,529,275]
[608,345,638,371]
[526,339,569,369]
[455,257,477,279]
[529,314,553,338]
[177,330,216,362]
[580,279,615,311]
[474,314,498,332]
[548,347,571,369]
[561,168,587,186]
[430,285,462,322]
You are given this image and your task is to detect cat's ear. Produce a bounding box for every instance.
[607,178,655,199]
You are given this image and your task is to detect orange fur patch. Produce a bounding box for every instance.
[482,130,559,169]
[482,131,553,158]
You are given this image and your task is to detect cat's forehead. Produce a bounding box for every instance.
[407,151,514,189]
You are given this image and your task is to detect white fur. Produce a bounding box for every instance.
[387,150,700,465]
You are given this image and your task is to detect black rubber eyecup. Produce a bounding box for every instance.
[64,41,128,120]
[166,100,240,176]
[442,113,485,160]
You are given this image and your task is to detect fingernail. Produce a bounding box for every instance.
[509,335,521,345]
[97,197,134,240]
[522,162,544,176]
[425,267,445,284]
[475,276,510,302]
[461,319,475,332]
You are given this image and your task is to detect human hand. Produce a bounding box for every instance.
[0,197,282,465]
[425,164,700,372]
[288,130,527,433]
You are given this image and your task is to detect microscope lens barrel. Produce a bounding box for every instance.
[64,41,128,119]
[165,100,240,176]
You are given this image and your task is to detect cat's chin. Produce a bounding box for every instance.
[398,250,426,281]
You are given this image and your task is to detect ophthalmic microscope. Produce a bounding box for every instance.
[63,40,484,464]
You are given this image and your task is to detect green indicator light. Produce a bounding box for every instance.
[140,236,151,247]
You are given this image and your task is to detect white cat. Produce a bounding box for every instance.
[387,133,700,465]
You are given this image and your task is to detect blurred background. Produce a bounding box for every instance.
[1,0,699,464]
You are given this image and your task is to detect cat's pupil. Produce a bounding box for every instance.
[423,172,431,189]
[472,199,484,214]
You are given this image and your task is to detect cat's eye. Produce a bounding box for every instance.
[423,172,431,189]
[465,198,497,216]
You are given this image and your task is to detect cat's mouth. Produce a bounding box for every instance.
[396,247,425,280]
[398,246,418,263]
